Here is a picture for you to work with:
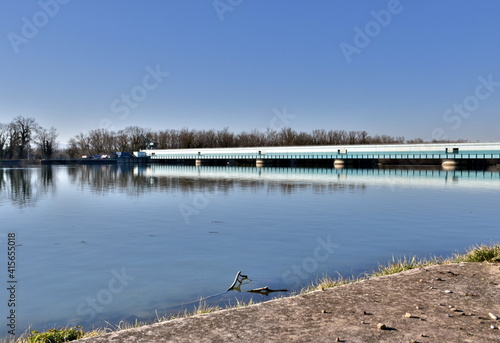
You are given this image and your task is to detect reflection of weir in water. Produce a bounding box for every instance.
[137,165,500,192]
[134,165,368,195]
[63,164,500,196]
[2,165,498,205]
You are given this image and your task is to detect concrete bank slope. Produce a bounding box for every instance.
[77,263,500,343]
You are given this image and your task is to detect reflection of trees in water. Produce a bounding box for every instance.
[137,173,365,196]
[267,181,366,195]
[67,165,164,196]
[64,165,366,196]
[0,166,56,208]
[67,165,143,196]
[66,165,236,196]
[0,165,369,207]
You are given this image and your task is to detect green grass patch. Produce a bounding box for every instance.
[370,255,441,277]
[301,274,357,293]
[27,327,84,343]
[453,243,500,263]
[301,243,499,294]
[191,300,223,315]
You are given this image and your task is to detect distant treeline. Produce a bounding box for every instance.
[0,116,468,160]
[66,126,466,158]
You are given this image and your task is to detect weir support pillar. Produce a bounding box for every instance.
[441,159,457,170]
[256,159,270,167]
[333,159,345,169]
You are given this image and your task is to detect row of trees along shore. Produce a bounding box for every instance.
[67,127,409,158]
[1,116,467,159]
[0,116,58,159]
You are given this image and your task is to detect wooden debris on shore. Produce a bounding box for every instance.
[227,271,288,295]
[246,286,289,296]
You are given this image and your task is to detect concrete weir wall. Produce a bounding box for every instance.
[151,157,499,168]
[144,142,500,167]
[154,158,382,168]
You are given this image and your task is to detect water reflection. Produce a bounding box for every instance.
[66,165,371,196]
[136,165,500,193]
[1,165,499,207]
[0,167,56,207]
[66,164,149,196]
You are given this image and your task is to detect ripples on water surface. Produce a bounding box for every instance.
[0,164,499,336]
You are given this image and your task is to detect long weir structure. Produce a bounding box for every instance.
[139,142,500,168]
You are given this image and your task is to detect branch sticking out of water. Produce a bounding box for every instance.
[227,271,249,292]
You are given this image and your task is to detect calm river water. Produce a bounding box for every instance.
[0,164,499,337]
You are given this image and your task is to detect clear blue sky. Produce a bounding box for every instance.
[1,0,499,144]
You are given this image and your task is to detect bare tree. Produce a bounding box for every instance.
[263,129,279,146]
[178,128,196,148]
[347,131,358,145]
[236,129,265,147]
[249,129,266,146]
[125,126,150,151]
[407,138,424,144]
[66,138,79,158]
[0,123,9,159]
[69,132,91,157]
[113,129,130,152]
[35,126,59,159]
[5,116,39,159]
[202,129,218,148]
[156,129,180,149]
[278,127,297,146]
[311,129,327,145]
[88,129,119,155]
[216,127,235,147]
[358,130,369,144]
[295,131,313,145]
